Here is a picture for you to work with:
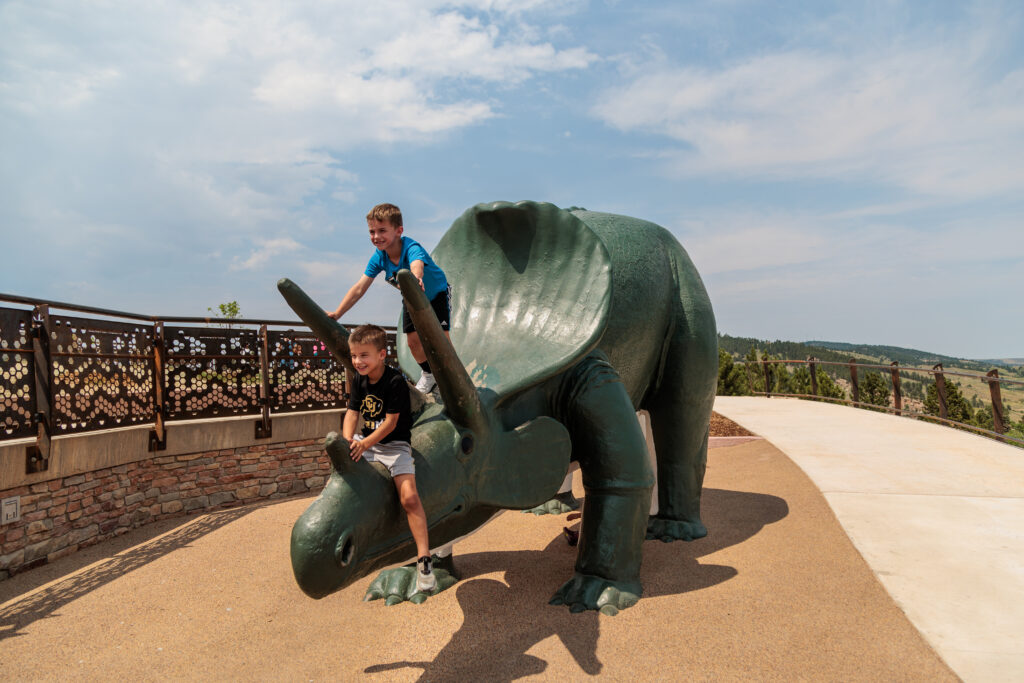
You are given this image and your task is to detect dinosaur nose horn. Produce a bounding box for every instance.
[277,278,355,376]
[397,270,487,435]
[324,432,353,473]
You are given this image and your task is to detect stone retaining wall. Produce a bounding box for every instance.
[0,436,331,580]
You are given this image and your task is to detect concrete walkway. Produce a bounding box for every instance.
[713,396,1024,683]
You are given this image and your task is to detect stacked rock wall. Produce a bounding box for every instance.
[0,413,337,580]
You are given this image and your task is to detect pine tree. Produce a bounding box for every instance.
[861,371,889,408]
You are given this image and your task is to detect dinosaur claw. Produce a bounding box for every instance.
[599,604,619,616]
[385,595,403,606]
[570,603,586,613]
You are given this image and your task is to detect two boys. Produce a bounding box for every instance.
[332,203,452,594]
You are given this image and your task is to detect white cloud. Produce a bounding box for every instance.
[592,16,1024,200]
[233,237,303,270]
[0,0,593,227]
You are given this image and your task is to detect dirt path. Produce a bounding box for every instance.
[0,440,953,681]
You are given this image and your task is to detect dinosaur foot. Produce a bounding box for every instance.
[523,491,581,516]
[363,554,458,606]
[549,573,641,616]
[646,516,707,543]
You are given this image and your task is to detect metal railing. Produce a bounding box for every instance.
[0,293,399,473]
[734,357,1024,447]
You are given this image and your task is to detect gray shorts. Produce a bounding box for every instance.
[353,435,415,477]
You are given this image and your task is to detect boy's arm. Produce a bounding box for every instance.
[409,260,426,290]
[342,409,361,460]
[348,412,398,460]
[327,275,374,320]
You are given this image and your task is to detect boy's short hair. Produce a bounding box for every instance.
[349,324,388,351]
[366,203,403,228]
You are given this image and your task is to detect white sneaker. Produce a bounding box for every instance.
[415,372,436,394]
[416,555,436,592]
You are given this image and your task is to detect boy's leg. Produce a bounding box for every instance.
[406,330,452,364]
[404,287,452,393]
[393,473,436,592]
[393,473,430,559]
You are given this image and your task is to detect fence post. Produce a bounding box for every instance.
[744,362,755,396]
[932,363,948,420]
[808,357,818,396]
[987,369,1006,434]
[28,304,53,473]
[762,360,772,398]
[849,358,859,404]
[149,321,168,451]
[889,361,902,416]
[256,324,273,438]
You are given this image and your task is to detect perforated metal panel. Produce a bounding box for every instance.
[164,325,261,419]
[50,315,155,433]
[0,307,35,438]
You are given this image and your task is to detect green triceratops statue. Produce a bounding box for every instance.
[279,200,717,615]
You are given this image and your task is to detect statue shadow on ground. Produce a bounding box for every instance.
[364,487,788,681]
[0,504,260,642]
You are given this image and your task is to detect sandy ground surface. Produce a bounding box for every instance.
[0,439,954,681]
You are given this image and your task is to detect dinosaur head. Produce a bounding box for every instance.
[278,276,571,599]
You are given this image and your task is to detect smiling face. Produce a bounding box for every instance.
[367,218,403,257]
[349,340,387,380]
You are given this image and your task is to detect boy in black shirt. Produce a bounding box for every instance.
[344,324,435,592]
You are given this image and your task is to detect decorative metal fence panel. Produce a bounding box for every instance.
[50,315,156,434]
[164,325,262,420]
[268,329,347,413]
[0,293,405,448]
[0,307,35,439]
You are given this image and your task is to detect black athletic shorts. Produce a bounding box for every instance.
[402,285,451,333]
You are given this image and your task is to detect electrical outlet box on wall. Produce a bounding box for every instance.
[2,496,20,524]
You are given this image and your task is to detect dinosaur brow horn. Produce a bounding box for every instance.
[277,278,356,377]
[396,270,487,434]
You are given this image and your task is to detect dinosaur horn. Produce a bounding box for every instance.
[277,278,356,376]
[324,432,353,473]
[396,270,487,434]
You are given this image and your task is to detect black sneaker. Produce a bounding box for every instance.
[416,555,436,592]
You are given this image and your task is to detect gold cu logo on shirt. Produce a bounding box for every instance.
[360,395,383,419]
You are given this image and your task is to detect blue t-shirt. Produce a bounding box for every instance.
[365,236,449,300]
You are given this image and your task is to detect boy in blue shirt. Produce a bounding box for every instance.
[327,203,451,393]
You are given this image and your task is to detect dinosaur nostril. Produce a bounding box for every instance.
[460,434,474,455]
[337,535,354,567]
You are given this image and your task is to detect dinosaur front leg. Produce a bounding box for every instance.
[363,548,459,605]
[549,356,654,615]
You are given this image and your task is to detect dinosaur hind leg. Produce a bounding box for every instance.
[645,270,717,542]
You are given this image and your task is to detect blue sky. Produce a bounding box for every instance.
[2,0,1022,359]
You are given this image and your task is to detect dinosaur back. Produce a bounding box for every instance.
[419,201,612,400]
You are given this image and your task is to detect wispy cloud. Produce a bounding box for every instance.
[232,237,302,270]
[592,9,1024,200]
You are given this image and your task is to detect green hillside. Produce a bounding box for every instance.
[717,333,1024,446]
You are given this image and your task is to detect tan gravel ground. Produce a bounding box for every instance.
[0,440,955,681]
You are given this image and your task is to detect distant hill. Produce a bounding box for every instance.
[978,358,1024,367]
[806,341,1018,373]
[719,335,1021,374]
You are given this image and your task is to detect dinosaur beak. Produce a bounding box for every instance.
[277,278,356,376]
[396,269,487,436]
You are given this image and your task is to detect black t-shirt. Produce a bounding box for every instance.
[347,365,412,443]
